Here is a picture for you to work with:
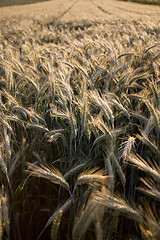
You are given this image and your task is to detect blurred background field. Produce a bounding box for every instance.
[122,0,160,5]
[0,0,159,8]
[0,0,50,7]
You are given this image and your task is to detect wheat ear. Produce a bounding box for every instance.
[26,163,70,190]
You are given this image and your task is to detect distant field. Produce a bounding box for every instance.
[0,0,50,7]
[121,0,160,5]
[0,0,159,23]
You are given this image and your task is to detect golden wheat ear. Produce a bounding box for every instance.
[127,153,160,183]
[137,178,160,201]
[26,163,70,190]
[120,136,135,161]
[94,188,143,223]
[75,167,109,187]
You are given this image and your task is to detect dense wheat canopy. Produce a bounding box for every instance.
[0,0,160,239]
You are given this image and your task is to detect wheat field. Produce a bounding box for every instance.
[0,0,160,239]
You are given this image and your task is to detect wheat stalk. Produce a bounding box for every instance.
[37,199,72,240]
[2,193,10,238]
[0,191,3,240]
[72,199,97,240]
[136,131,160,157]
[64,163,86,180]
